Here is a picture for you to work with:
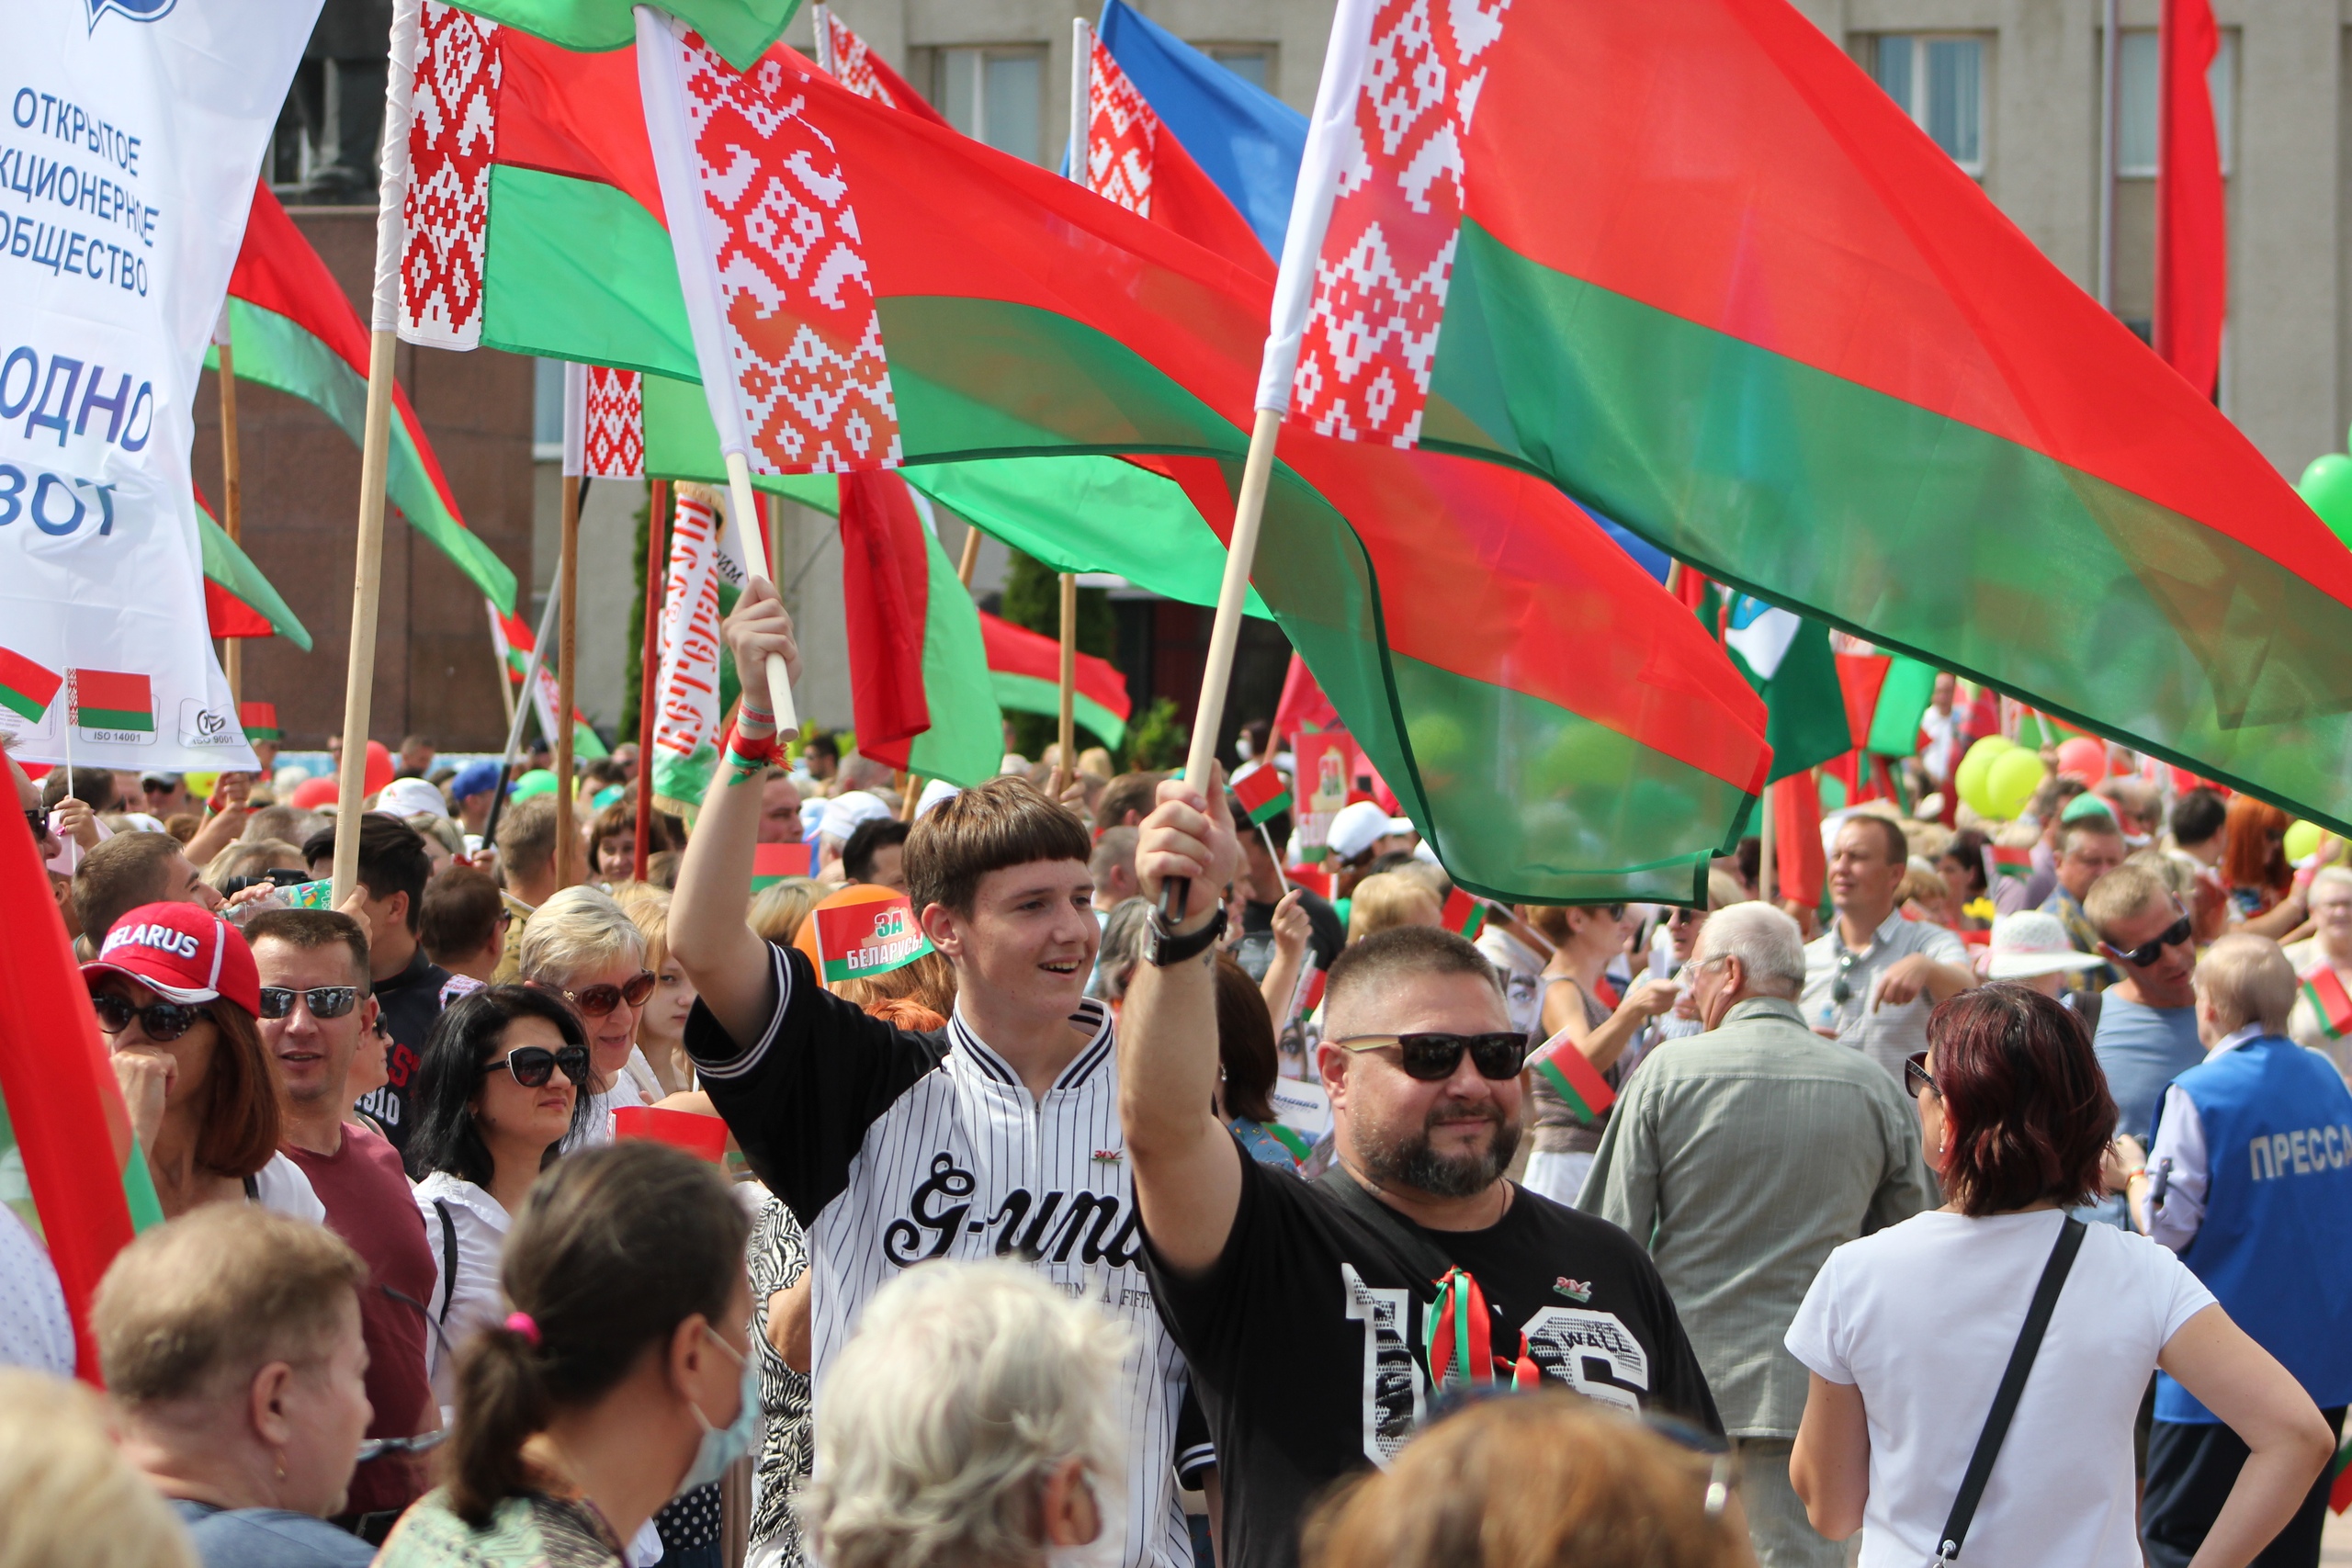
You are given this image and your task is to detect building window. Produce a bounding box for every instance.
[1200,44,1274,94]
[1868,34,1985,173]
[935,47,1046,164]
[2117,28,2236,177]
[533,358,565,462]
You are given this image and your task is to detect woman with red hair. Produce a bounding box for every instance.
[2222,794,2311,941]
[1784,986,2328,1566]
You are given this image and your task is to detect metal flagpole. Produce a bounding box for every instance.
[478,557,562,858]
[331,0,422,904]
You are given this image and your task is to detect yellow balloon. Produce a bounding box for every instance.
[1984,748,2048,820]
[2285,820,2323,864]
[1955,736,2015,819]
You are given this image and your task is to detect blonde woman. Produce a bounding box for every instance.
[749,876,824,950]
[1343,871,1441,945]
[0,1369,198,1568]
[514,886,662,1138]
[614,885,698,1097]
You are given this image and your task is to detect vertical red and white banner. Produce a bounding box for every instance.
[650,483,751,815]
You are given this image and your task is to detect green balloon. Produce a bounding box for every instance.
[2297,453,2352,549]
[1954,736,2015,818]
[1984,748,2048,820]
[509,768,558,801]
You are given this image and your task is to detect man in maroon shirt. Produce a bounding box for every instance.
[244,908,437,1540]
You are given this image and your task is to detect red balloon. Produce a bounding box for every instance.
[2056,737,2107,783]
[288,777,339,810]
[363,740,395,797]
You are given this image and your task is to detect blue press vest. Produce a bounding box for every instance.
[2152,1035,2352,1422]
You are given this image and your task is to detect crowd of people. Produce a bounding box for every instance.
[5,579,2352,1568]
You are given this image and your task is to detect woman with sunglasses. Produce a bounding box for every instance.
[513,886,662,1146]
[84,901,323,1224]
[409,987,592,1410]
[1786,986,2329,1566]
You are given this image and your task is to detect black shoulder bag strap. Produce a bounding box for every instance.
[1934,1216,2086,1564]
[434,1200,458,1325]
[1315,1164,1458,1286]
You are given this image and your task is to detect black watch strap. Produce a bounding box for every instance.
[1149,904,1227,966]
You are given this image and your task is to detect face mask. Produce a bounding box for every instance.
[1235,735,1254,761]
[676,1325,760,1495]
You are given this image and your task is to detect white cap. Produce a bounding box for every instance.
[1984,910,2106,979]
[373,777,449,821]
[821,789,893,841]
[1327,800,1414,863]
[798,798,829,838]
[917,778,960,819]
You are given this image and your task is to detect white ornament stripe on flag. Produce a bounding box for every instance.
[0,0,321,770]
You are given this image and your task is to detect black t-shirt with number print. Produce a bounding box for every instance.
[1141,1153,1719,1568]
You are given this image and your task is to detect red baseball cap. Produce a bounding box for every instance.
[83,903,262,1016]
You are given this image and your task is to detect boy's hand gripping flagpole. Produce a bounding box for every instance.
[333,0,423,905]
[1161,0,1369,924]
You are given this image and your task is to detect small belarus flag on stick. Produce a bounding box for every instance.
[1442,886,1487,941]
[1530,1028,1616,1127]
[0,647,63,724]
[239,702,282,743]
[2302,967,2352,1043]
[1988,844,2032,883]
[1233,764,1293,827]
[71,670,154,733]
[751,842,811,891]
[2329,1431,2352,1514]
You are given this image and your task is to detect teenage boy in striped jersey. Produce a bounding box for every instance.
[669,579,1191,1568]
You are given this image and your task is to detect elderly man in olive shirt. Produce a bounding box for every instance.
[1581,902,1932,1568]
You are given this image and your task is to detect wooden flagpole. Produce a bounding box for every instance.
[216,311,243,705]
[1055,570,1078,795]
[633,478,670,882]
[721,453,799,743]
[1758,776,1778,906]
[331,0,422,905]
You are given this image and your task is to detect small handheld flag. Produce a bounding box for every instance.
[0,647,63,725]
[1530,1029,1617,1127]
[1233,764,1294,827]
[813,893,933,984]
[1442,886,1487,941]
[1988,844,2032,883]
[751,842,812,890]
[2303,967,2352,1043]
[611,1105,729,1163]
[239,701,283,743]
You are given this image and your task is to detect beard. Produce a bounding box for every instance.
[1356,1095,1521,1200]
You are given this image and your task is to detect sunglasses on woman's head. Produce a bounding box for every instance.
[2106,909,2193,969]
[91,992,209,1042]
[486,1043,591,1088]
[1333,1032,1530,1082]
[562,971,657,1017]
[255,985,360,1021]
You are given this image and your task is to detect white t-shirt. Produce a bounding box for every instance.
[1786,1207,2214,1567]
[250,1152,326,1224]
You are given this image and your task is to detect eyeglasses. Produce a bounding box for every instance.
[1829,948,1860,1007]
[1333,1032,1531,1082]
[1904,1050,1939,1100]
[255,985,361,1021]
[22,807,54,846]
[2105,908,2193,969]
[485,1044,591,1088]
[560,971,656,1017]
[91,992,209,1042]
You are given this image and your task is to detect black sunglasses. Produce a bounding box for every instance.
[23,807,54,846]
[1335,1032,1531,1081]
[1829,947,1860,1006]
[91,992,209,1042]
[1904,1050,1939,1100]
[256,985,361,1021]
[2106,908,2193,969]
[559,971,656,1017]
[485,1043,591,1089]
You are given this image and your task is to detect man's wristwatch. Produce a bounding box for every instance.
[1148,905,1227,967]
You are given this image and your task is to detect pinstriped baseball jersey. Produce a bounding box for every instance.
[687,942,1189,1568]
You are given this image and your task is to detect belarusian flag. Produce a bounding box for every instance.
[486,604,606,761]
[240,703,283,744]
[0,649,62,726]
[2330,1430,2352,1514]
[810,5,944,126]
[1441,886,1487,941]
[837,473,1001,789]
[216,180,515,613]
[1530,1030,1616,1127]
[2301,967,2352,1043]
[978,611,1132,752]
[1261,0,2352,836]
[194,487,312,649]
[405,11,1770,902]
[1077,28,1272,275]
[1990,845,2033,882]
[72,671,154,735]
[1232,762,1292,827]
[751,841,811,889]
[448,0,797,67]
[1722,596,1853,784]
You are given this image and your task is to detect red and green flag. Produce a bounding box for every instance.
[193,487,312,649]
[978,610,1133,753]
[1232,762,1293,828]
[2301,967,2352,1043]
[751,841,812,890]
[397,12,1770,903]
[216,180,515,613]
[1990,845,2034,883]
[0,648,62,726]
[446,0,797,68]
[813,891,933,982]
[1530,1030,1616,1128]
[240,702,284,744]
[1261,0,2352,836]
[2330,1431,2352,1514]
[1720,595,1853,785]
[1441,886,1487,941]
[72,670,154,736]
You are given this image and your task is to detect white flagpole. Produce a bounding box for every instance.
[332,0,422,904]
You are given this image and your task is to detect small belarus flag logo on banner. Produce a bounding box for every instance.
[751,842,811,890]
[239,702,282,742]
[1531,1029,1615,1127]
[0,646,63,724]
[1442,886,1487,941]
[71,669,155,737]
[814,893,933,983]
[1233,765,1293,827]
